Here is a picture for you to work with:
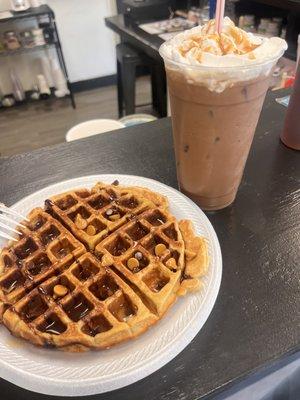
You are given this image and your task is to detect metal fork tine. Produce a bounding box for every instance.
[0,203,29,221]
[0,230,18,242]
[0,214,27,229]
[0,221,21,235]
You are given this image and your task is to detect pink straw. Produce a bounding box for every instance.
[215,0,226,33]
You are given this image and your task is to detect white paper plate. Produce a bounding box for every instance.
[0,175,222,396]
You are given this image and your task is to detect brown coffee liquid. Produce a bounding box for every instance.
[167,68,271,210]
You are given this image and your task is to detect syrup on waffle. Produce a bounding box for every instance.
[94,207,185,316]
[0,208,85,316]
[3,252,157,350]
[46,182,168,250]
[0,182,208,351]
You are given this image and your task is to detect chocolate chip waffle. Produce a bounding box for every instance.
[3,252,157,351]
[0,208,85,317]
[46,182,168,250]
[94,207,186,316]
[0,182,208,351]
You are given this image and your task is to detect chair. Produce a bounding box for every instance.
[65,119,125,142]
[116,42,167,118]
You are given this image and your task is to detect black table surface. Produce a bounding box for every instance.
[105,15,163,61]
[0,90,299,400]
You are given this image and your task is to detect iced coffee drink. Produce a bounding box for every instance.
[160,18,287,210]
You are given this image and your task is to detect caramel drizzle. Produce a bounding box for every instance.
[178,22,260,59]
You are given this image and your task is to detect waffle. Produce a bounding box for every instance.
[0,182,208,351]
[0,208,85,317]
[46,182,168,250]
[94,207,186,316]
[3,252,157,350]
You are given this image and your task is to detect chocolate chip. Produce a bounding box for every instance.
[45,199,54,210]
[184,145,189,153]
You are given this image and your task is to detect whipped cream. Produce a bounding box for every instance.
[160,17,287,92]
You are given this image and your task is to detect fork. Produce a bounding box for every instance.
[0,203,29,242]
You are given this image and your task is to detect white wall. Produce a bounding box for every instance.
[47,0,117,81]
[0,0,117,94]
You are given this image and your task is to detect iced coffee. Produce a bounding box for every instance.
[160,18,287,210]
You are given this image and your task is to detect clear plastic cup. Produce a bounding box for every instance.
[160,43,285,210]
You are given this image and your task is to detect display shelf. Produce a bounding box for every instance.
[0,89,71,113]
[0,5,53,23]
[0,5,75,109]
[248,0,300,12]
[0,43,56,57]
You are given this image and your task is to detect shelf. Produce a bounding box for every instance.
[0,5,53,23]
[0,43,56,57]
[246,0,300,12]
[0,90,71,113]
[0,4,75,109]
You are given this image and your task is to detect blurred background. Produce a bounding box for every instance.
[0,0,298,156]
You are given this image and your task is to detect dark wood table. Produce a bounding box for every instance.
[0,90,299,400]
[105,15,164,62]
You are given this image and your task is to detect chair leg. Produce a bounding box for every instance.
[121,61,136,116]
[117,60,123,118]
[151,63,167,117]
